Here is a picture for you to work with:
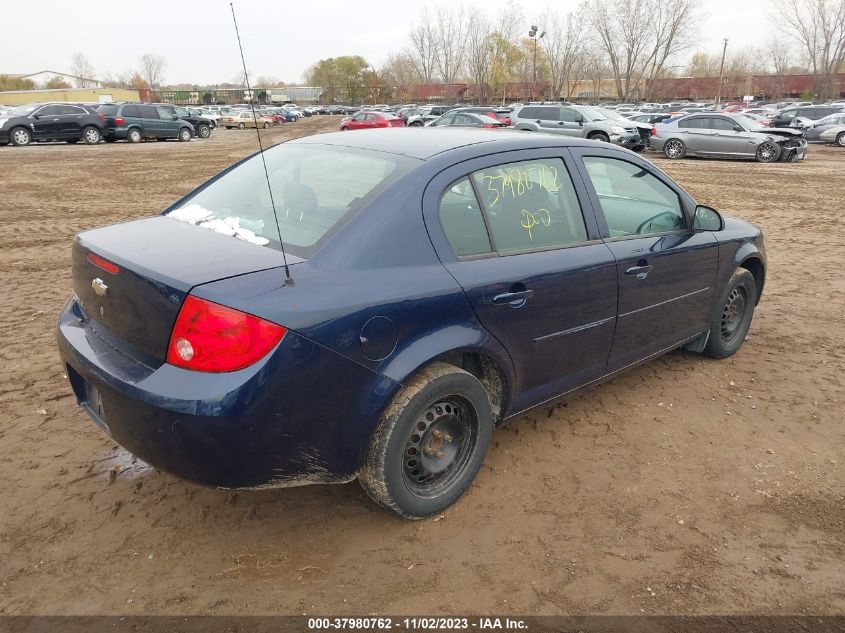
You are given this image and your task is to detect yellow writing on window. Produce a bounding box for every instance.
[481,164,561,208]
[521,209,551,242]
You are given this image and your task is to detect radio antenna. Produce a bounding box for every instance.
[230,2,294,286]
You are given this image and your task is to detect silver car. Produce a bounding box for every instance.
[510,104,644,151]
[803,112,845,141]
[652,113,807,163]
[819,125,845,146]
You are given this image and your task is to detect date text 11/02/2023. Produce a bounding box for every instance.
[307,616,529,630]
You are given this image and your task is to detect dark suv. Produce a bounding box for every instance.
[154,104,214,138]
[0,102,105,146]
[769,105,844,128]
[97,103,194,143]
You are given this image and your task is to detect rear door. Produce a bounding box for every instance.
[137,105,160,137]
[572,148,718,372]
[677,116,712,152]
[424,150,618,413]
[59,104,88,138]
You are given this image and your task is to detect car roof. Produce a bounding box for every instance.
[290,128,608,160]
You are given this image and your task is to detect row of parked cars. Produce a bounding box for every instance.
[0,101,313,146]
[337,99,845,162]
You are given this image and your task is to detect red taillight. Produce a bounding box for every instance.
[650,127,657,136]
[166,295,286,373]
[87,252,120,274]
[482,124,498,128]
[115,116,125,126]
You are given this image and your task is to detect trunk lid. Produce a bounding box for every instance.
[72,216,301,362]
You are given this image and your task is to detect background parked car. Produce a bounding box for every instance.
[819,125,845,146]
[769,105,844,128]
[219,110,276,129]
[97,103,194,143]
[801,112,845,141]
[155,104,214,138]
[339,111,405,130]
[652,113,806,162]
[454,107,513,126]
[427,111,507,128]
[511,103,644,151]
[0,102,105,146]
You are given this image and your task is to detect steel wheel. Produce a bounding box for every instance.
[664,139,685,159]
[720,285,749,347]
[11,127,32,146]
[83,126,101,144]
[403,398,478,499]
[128,128,142,143]
[178,128,191,142]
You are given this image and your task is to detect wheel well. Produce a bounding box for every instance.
[739,257,765,303]
[430,351,508,424]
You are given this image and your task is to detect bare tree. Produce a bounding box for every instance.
[641,0,701,100]
[541,10,589,101]
[71,53,97,87]
[140,53,166,89]
[408,10,438,85]
[431,6,470,99]
[773,0,845,98]
[465,13,493,102]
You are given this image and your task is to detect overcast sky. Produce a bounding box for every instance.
[1,0,777,86]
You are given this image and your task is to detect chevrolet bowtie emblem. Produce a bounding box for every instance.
[92,278,108,297]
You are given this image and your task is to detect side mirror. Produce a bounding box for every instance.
[693,205,724,232]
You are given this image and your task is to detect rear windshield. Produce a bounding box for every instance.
[169,144,416,258]
[97,104,118,115]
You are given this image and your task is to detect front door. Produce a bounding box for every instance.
[156,107,179,138]
[424,151,618,413]
[573,149,719,372]
[30,105,63,139]
[709,116,753,155]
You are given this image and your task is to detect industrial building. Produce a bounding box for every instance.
[0,87,141,106]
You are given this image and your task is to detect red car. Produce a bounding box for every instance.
[340,111,405,131]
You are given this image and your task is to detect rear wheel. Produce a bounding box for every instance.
[196,124,211,138]
[663,138,686,159]
[82,126,102,144]
[340,126,348,131]
[702,269,756,358]
[238,122,246,129]
[359,362,493,519]
[836,132,845,147]
[127,128,143,143]
[10,127,32,146]
[262,121,270,128]
[755,141,780,163]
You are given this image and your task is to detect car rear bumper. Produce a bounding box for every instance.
[57,296,400,489]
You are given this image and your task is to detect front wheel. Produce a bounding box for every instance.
[10,127,32,146]
[178,127,192,142]
[359,362,493,519]
[590,132,610,143]
[82,126,102,144]
[663,138,685,159]
[262,121,270,129]
[237,122,246,130]
[835,132,845,147]
[756,141,780,163]
[196,124,211,138]
[702,269,757,358]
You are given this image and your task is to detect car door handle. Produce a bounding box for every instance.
[493,289,535,307]
[625,263,653,280]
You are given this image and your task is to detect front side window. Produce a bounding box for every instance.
[438,178,492,257]
[559,108,581,123]
[711,117,737,131]
[471,158,588,253]
[583,157,685,237]
[171,145,415,258]
[35,105,62,117]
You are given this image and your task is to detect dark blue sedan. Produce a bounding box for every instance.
[57,129,766,518]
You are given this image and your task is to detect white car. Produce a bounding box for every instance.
[819,125,845,146]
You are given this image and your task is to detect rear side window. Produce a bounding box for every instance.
[471,158,587,253]
[517,106,537,119]
[583,157,685,237]
[138,105,159,119]
[438,178,492,256]
[679,117,709,129]
[123,104,141,118]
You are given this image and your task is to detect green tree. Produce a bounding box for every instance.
[43,75,72,89]
[0,75,36,91]
[306,55,371,104]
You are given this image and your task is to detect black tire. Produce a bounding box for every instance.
[663,138,686,159]
[127,128,143,143]
[340,126,348,131]
[10,127,32,146]
[178,127,192,142]
[835,132,845,147]
[82,126,102,145]
[359,362,493,519]
[196,124,211,138]
[702,269,756,358]
[262,121,270,129]
[237,122,246,130]
[756,141,780,163]
[589,132,610,143]
[409,121,422,127]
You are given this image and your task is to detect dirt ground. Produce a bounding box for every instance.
[0,117,843,616]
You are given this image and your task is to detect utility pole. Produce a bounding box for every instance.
[529,25,545,102]
[715,38,728,108]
